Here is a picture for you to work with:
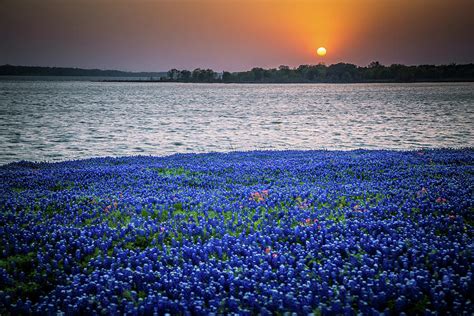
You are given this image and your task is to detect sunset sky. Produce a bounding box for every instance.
[1,0,473,71]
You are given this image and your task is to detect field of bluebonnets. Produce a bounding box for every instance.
[0,149,473,315]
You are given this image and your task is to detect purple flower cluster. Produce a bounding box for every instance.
[0,150,473,314]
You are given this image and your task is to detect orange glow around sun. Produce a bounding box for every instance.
[2,0,472,70]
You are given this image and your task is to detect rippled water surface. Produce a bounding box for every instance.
[0,81,473,164]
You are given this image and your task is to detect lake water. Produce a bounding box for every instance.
[0,80,473,165]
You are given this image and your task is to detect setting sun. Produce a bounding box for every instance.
[317,47,327,57]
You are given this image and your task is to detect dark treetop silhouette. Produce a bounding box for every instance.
[167,62,474,83]
[1,63,473,83]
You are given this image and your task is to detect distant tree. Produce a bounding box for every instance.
[313,64,327,81]
[389,64,415,82]
[368,61,381,68]
[179,70,191,81]
[327,63,357,82]
[203,69,215,82]
[341,72,353,82]
[191,68,202,82]
[251,67,265,81]
[167,69,179,80]
[189,68,216,82]
[297,66,310,81]
[366,61,383,80]
[222,71,232,82]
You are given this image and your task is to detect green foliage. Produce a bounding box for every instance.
[80,247,101,268]
[406,295,430,314]
[106,209,131,228]
[11,186,27,193]
[49,181,74,191]
[326,210,346,224]
[154,167,190,176]
[336,196,350,209]
[122,290,133,301]
[124,235,153,250]
[0,252,36,274]
[0,252,51,302]
[43,203,64,217]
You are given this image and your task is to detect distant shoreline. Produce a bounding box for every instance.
[0,64,166,79]
[1,75,473,84]
[1,63,474,83]
[97,78,474,84]
[1,76,472,84]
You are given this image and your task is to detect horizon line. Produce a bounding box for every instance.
[1,61,474,75]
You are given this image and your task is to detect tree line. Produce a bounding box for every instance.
[167,62,474,83]
[0,65,166,78]
[2,63,473,83]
